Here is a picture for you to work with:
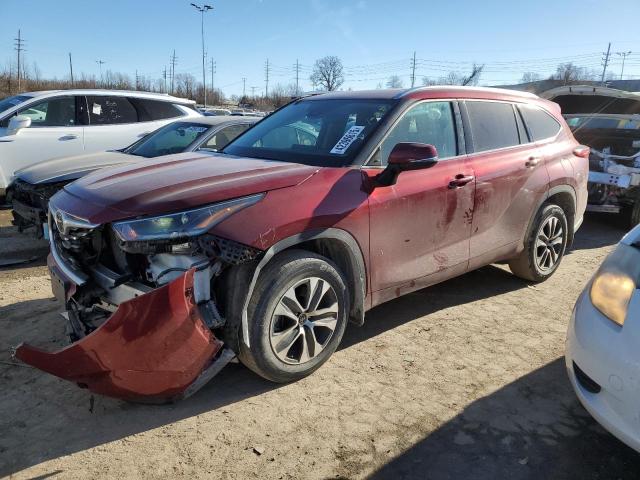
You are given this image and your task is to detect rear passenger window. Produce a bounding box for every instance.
[135,99,183,121]
[519,105,561,141]
[466,101,520,152]
[86,96,138,125]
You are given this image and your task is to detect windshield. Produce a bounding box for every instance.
[0,95,32,115]
[222,98,397,166]
[125,121,211,158]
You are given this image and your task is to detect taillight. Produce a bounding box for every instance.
[573,145,590,158]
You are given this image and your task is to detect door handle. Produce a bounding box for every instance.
[448,174,475,189]
[59,134,78,141]
[525,156,541,167]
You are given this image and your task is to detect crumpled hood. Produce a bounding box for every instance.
[15,151,136,185]
[62,152,318,222]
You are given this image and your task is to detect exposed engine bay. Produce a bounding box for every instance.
[14,204,263,402]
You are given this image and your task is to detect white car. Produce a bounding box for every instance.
[566,224,640,452]
[0,89,201,198]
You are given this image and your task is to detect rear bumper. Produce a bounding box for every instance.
[15,263,231,402]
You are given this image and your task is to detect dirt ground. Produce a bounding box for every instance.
[1,208,640,480]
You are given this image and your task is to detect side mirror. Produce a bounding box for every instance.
[375,142,439,187]
[7,115,32,135]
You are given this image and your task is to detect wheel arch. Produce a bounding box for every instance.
[524,185,577,250]
[223,228,367,351]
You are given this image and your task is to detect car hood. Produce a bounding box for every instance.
[541,85,640,117]
[63,152,318,221]
[15,151,137,185]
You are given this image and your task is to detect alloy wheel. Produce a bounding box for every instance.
[535,216,564,272]
[269,277,340,365]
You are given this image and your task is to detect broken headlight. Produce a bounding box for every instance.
[112,194,264,242]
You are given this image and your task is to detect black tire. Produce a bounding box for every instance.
[238,249,350,383]
[509,204,568,282]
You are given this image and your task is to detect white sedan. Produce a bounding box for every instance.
[566,224,640,452]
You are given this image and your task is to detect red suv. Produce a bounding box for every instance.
[16,87,589,401]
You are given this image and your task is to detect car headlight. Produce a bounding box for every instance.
[589,243,640,326]
[112,194,264,242]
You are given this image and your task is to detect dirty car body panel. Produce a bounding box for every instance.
[15,87,586,401]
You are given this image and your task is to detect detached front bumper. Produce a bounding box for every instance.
[15,260,232,402]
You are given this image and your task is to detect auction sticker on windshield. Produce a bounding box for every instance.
[330,126,365,154]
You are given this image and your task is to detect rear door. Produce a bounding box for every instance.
[462,100,549,268]
[367,100,475,295]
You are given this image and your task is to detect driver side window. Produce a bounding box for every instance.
[370,101,457,166]
[16,96,76,127]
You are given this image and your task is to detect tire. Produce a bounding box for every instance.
[238,249,350,383]
[509,204,569,282]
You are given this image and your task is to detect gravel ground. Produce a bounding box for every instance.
[1,209,639,480]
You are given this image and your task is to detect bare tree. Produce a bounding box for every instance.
[521,72,542,83]
[422,77,436,86]
[551,63,597,85]
[386,75,404,88]
[460,63,484,86]
[310,56,344,91]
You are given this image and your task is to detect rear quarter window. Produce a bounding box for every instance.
[519,105,561,141]
[466,101,520,152]
[134,99,184,121]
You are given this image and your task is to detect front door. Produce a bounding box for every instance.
[367,101,475,297]
[0,95,84,185]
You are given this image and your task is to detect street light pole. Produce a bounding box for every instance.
[191,3,212,108]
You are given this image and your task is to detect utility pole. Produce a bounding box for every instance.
[170,50,178,94]
[162,66,167,93]
[601,42,611,85]
[251,86,258,97]
[68,52,74,87]
[294,58,300,94]
[210,58,216,90]
[135,70,139,90]
[264,58,270,97]
[191,3,213,107]
[616,51,632,80]
[14,29,25,91]
[96,59,106,86]
[410,51,417,88]
[242,77,246,98]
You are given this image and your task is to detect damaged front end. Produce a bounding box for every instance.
[8,179,67,238]
[15,197,263,402]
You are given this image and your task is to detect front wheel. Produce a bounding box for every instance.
[509,204,568,282]
[238,250,350,383]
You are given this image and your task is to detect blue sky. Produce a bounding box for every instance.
[2,0,640,96]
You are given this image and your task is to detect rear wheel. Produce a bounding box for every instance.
[238,250,349,383]
[509,204,568,282]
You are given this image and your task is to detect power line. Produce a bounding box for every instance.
[294,58,301,94]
